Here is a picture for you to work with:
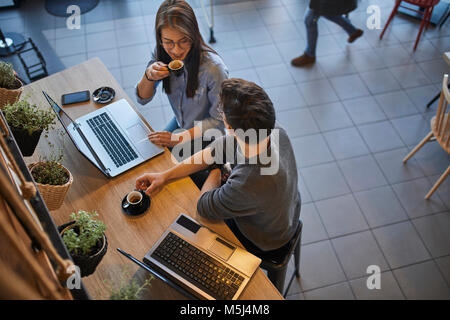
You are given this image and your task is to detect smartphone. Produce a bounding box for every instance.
[61,90,90,105]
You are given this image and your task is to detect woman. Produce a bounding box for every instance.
[136,0,228,150]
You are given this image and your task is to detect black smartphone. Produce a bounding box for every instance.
[61,90,90,105]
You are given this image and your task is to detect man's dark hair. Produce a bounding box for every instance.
[220,78,276,144]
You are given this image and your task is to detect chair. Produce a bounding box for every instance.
[403,74,450,199]
[259,220,303,297]
[379,0,440,51]
[439,0,450,29]
[15,38,48,82]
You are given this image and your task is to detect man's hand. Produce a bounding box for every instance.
[148,131,182,147]
[135,172,167,196]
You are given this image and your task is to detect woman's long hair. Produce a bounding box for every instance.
[155,0,216,98]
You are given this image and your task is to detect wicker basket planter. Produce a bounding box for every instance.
[0,78,23,109]
[29,162,73,211]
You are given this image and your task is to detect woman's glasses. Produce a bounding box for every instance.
[161,38,192,50]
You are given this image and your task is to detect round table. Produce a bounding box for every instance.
[45,0,99,17]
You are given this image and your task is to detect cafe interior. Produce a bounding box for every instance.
[0,0,449,301]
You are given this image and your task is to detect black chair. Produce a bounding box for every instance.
[259,220,303,297]
[15,38,48,82]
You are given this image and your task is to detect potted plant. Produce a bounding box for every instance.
[59,210,107,278]
[29,135,73,211]
[3,97,55,156]
[0,61,23,108]
[105,267,153,300]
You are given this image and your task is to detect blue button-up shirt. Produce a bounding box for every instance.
[136,50,229,133]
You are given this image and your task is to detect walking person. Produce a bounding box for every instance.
[291,0,364,67]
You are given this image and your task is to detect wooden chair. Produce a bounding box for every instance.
[403,74,450,199]
[379,0,440,51]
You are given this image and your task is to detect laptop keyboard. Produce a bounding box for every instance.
[86,113,138,168]
[151,232,245,300]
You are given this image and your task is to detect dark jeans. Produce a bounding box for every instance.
[225,219,267,256]
[225,219,295,260]
[163,116,180,132]
[304,8,357,57]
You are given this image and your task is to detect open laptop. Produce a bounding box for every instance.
[143,214,262,300]
[43,91,164,177]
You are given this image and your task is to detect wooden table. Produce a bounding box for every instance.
[23,58,283,300]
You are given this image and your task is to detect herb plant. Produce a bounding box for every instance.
[106,267,153,300]
[62,210,106,256]
[3,97,55,135]
[0,61,20,89]
[31,132,69,185]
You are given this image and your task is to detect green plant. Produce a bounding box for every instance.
[3,97,55,135]
[106,267,153,300]
[62,210,106,256]
[0,61,20,89]
[32,131,69,185]
[31,160,69,185]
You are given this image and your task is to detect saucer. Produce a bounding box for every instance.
[93,86,115,104]
[121,193,151,217]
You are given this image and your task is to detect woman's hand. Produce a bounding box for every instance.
[148,131,182,147]
[135,172,167,196]
[146,61,169,81]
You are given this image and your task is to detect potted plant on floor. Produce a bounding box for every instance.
[0,61,23,108]
[59,210,107,278]
[29,137,73,211]
[3,96,55,156]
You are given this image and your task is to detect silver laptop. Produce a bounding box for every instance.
[43,91,164,177]
[143,214,262,300]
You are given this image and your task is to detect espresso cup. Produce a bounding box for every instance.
[168,60,184,77]
[123,190,143,210]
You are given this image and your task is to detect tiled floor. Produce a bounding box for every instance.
[2,0,449,299]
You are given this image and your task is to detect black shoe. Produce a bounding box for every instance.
[291,54,316,67]
[348,29,363,43]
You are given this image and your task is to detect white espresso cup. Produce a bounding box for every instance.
[123,190,143,209]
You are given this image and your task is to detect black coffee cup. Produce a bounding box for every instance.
[168,60,184,77]
[122,190,144,211]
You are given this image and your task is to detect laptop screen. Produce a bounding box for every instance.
[43,91,75,130]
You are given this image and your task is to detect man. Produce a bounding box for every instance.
[292,0,363,67]
[135,78,301,255]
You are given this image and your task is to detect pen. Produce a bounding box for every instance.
[136,137,149,144]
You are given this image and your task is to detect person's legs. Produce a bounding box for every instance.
[163,116,180,133]
[323,14,363,43]
[304,8,320,57]
[291,8,319,67]
[323,14,356,35]
[224,219,266,256]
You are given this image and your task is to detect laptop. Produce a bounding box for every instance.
[143,213,262,300]
[42,91,164,177]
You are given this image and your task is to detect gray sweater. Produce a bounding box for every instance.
[197,126,301,251]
